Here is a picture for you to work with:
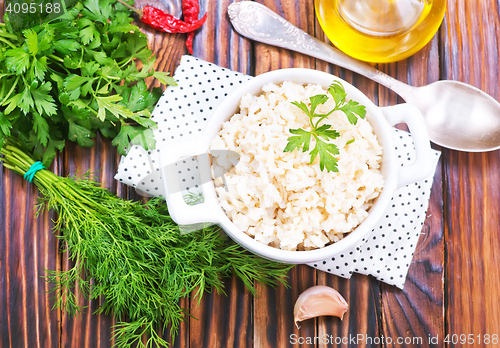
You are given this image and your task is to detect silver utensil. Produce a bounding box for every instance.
[228,1,500,152]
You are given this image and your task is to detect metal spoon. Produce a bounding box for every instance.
[227,1,500,152]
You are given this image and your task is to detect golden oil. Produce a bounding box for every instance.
[315,0,446,63]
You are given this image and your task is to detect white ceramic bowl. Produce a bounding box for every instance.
[160,69,433,264]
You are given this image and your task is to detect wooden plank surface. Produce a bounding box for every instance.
[441,1,500,346]
[377,32,445,348]
[1,0,500,347]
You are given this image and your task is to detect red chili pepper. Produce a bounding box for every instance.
[182,0,201,54]
[116,0,206,34]
[141,5,207,33]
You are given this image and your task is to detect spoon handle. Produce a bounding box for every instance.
[227,2,413,98]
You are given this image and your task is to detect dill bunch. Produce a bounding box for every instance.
[1,139,292,348]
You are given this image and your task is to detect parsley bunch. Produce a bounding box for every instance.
[284,81,367,172]
[1,139,292,348]
[0,0,176,166]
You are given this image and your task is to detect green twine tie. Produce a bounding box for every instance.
[23,161,45,183]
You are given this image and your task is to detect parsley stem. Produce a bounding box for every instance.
[118,57,134,68]
[48,54,64,63]
[49,60,71,75]
[78,101,98,115]
[0,37,16,49]
[0,27,18,38]
[0,76,19,106]
[313,108,338,129]
[94,77,106,95]
[116,0,142,17]
[78,48,84,67]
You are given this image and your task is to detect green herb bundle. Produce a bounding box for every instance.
[0,0,176,166]
[1,139,292,347]
[284,81,366,172]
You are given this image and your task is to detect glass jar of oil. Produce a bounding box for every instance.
[315,0,446,63]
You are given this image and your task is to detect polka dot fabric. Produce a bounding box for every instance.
[308,133,440,288]
[115,56,441,289]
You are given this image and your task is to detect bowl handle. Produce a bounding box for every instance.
[159,139,225,226]
[381,104,433,188]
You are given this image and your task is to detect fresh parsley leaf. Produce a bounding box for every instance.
[63,75,94,91]
[340,100,366,125]
[346,138,355,145]
[284,80,367,172]
[123,33,151,63]
[63,55,81,70]
[32,112,50,147]
[328,81,347,106]
[91,50,114,66]
[23,29,39,56]
[78,18,99,45]
[42,137,66,167]
[119,81,151,112]
[32,82,57,116]
[38,26,54,53]
[110,42,129,60]
[100,64,122,80]
[49,73,65,89]
[81,0,111,22]
[61,105,91,127]
[112,124,155,155]
[2,93,22,115]
[82,62,100,77]
[32,57,48,81]
[128,113,157,128]
[309,139,340,172]
[291,94,328,119]
[54,40,80,55]
[0,112,12,137]
[153,72,177,86]
[19,88,34,114]
[315,123,340,141]
[81,81,94,97]
[108,12,137,34]
[283,128,311,153]
[309,94,329,115]
[5,48,30,74]
[68,120,96,147]
[95,95,134,121]
[290,100,310,116]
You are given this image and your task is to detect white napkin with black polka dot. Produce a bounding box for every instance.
[115,55,441,289]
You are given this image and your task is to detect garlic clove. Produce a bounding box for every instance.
[293,285,348,328]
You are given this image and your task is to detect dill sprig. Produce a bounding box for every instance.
[1,139,292,348]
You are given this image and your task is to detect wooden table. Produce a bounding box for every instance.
[2,0,500,347]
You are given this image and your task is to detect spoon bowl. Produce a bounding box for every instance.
[406,81,500,151]
[228,1,500,152]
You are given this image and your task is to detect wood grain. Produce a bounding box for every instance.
[440,1,500,346]
[0,165,60,348]
[379,171,444,348]
[375,33,445,347]
[2,0,500,347]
